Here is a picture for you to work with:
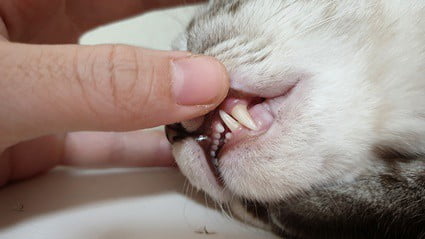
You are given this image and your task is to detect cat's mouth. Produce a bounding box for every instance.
[166,84,298,185]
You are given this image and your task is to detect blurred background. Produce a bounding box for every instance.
[0,5,276,239]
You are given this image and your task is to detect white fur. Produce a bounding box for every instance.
[172,0,425,202]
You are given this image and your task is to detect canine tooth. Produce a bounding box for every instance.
[231,104,258,130]
[219,110,242,132]
[215,123,225,133]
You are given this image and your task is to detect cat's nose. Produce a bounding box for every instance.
[165,123,191,144]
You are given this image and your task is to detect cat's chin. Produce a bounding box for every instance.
[172,138,232,202]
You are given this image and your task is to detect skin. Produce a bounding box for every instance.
[0,0,230,186]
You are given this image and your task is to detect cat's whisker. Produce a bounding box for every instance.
[203,191,211,209]
[184,179,193,199]
[183,179,189,196]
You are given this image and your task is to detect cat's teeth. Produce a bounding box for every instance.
[212,145,218,151]
[210,151,216,157]
[212,158,218,167]
[219,110,242,132]
[231,104,258,130]
[225,133,232,139]
[215,123,225,133]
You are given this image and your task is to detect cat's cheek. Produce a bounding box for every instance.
[229,69,311,98]
[216,124,332,202]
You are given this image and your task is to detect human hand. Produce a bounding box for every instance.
[0,0,229,186]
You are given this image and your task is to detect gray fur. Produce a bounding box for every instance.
[169,0,425,237]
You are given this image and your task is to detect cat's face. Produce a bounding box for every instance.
[166,0,425,206]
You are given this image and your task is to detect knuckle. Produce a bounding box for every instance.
[73,46,99,114]
[77,45,153,119]
[102,45,148,116]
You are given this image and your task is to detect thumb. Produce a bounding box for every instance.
[0,42,229,144]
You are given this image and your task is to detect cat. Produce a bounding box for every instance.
[165,0,425,238]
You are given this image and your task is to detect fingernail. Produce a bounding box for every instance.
[172,56,228,106]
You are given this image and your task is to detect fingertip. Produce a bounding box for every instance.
[171,56,230,106]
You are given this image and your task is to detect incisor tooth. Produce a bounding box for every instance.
[231,104,258,130]
[212,158,218,167]
[219,110,242,132]
[215,123,225,133]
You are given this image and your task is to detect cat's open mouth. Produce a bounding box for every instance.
[166,82,298,185]
[194,94,275,183]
